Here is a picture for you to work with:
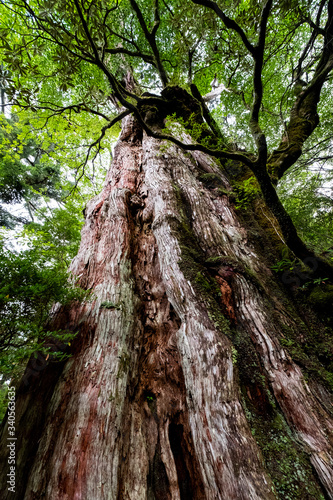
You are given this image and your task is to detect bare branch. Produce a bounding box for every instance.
[68,109,130,195]
[202,83,229,102]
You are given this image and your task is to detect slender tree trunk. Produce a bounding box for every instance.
[1,115,332,499]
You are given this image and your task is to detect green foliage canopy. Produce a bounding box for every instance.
[0,0,332,158]
[0,0,332,240]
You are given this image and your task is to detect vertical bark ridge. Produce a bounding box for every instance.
[234,276,333,499]
[142,135,276,499]
[20,120,144,499]
[141,136,332,498]
[115,170,205,498]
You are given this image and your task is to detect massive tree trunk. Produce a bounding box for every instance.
[1,115,333,499]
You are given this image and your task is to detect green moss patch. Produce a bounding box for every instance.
[235,330,325,499]
[309,285,333,315]
[244,399,325,500]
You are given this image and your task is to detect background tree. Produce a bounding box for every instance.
[0,85,107,401]
[0,44,113,385]
[0,113,63,227]
[0,1,333,499]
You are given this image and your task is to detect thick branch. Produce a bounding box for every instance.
[129,0,168,86]
[104,47,155,66]
[252,161,333,280]
[252,0,272,123]
[191,83,224,139]
[269,0,333,180]
[249,0,272,166]
[202,83,229,102]
[151,0,161,38]
[137,118,253,167]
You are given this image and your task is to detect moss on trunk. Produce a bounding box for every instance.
[0,114,332,500]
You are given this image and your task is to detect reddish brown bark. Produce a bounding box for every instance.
[0,116,332,499]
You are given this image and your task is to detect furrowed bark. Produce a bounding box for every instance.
[0,115,332,500]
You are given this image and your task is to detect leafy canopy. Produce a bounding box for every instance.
[0,0,332,159]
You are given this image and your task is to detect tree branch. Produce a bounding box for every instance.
[151,0,161,38]
[248,0,272,166]
[104,47,156,66]
[129,0,168,86]
[135,113,253,167]
[268,0,333,181]
[72,0,142,109]
[191,0,255,55]
[68,109,130,195]
[202,83,229,102]
[191,83,224,139]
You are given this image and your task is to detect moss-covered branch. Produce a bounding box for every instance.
[268,0,333,180]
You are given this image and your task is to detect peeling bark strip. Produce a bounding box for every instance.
[0,117,332,499]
